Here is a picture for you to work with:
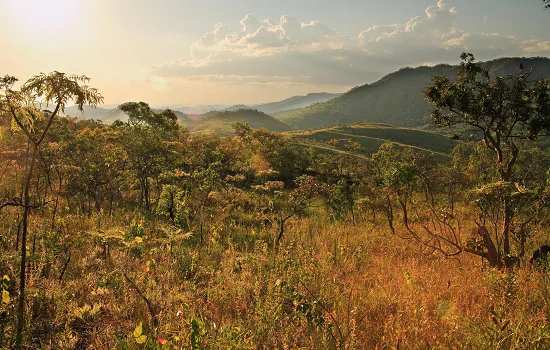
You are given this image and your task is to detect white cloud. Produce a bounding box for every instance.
[522,40,550,53]
[149,1,550,88]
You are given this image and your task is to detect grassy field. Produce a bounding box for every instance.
[293,122,458,159]
[2,209,548,349]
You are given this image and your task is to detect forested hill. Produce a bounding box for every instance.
[193,109,292,133]
[253,92,341,115]
[277,57,550,130]
[218,93,341,115]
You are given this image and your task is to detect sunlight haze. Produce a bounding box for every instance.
[1,0,549,106]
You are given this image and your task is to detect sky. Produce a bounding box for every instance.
[1,0,549,106]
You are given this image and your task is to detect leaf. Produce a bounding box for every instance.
[2,290,10,304]
[133,322,143,337]
[136,335,147,344]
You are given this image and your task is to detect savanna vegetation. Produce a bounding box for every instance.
[1,54,550,350]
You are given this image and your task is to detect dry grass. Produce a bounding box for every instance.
[1,210,549,349]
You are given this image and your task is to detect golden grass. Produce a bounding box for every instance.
[1,211,549,349]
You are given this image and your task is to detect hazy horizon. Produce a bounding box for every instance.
[2,0,549,106]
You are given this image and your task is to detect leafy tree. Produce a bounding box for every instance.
[157,184,180,224]
[64,127,126,219]
[422,53,550,267]
[115,102,179,211]
[426,53,550,182]
[372,143,434,236]
[0,72,102,348]
[249,129,311,184]
[261,175,327,245]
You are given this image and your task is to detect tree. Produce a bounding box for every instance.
[248,129,311,184]
[544,0,550,11]
[372,143,434,236]
[64,126,126,220]
[260,175,327,245]
[115,102,179,211]
[0,72,102,348]
[421,53,550,267]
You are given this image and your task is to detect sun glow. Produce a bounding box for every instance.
[3,0,81,34]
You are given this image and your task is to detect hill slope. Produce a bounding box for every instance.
[209,92,341,116]
[254,92,341,115]
[64,105,113,119]
[193,109,292,134]
[278,57,550,130]
[295,122,460,160]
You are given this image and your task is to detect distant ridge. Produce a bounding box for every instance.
[254,92,341,115]
[63,92,341,125]
[193,109,291,133]
[215,92,341,115]
[277,57,550,130]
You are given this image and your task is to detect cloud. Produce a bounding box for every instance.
[149,1,550,88]
[521,40,550,53]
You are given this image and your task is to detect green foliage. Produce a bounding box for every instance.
[423,53,550,265]
[278,57,550,130]
[129,219,146,240]
[295,123,457,161]
[426,53,550,147]
[194,109,291,134]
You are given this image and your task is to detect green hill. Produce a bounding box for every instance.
[278,57,550,130]
[254,92,341,115]
[193,109,292,134]
[207,93,341,115]
[294,122,460,160]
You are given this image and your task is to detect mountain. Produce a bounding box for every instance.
[254,92,341,115]
[193,109,291,134]
[64,105,113,119]
[277,57,550,130]
[169,105,231,114]
[200,93,341,116]
[226,104,250,111]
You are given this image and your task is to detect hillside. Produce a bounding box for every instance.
[278,57,550,130]
[193,109,292,133]
[295,122,459,160]
[64,105,113,119]
[254,92,341,115]
[208,92,341,116]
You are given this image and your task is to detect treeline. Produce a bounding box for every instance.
[2,99,549,254]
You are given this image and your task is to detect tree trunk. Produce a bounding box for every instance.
[275,218,285,245]
[144,177,150,211]
[502,199,512,256]
[479,226,500,268]
[15,144,38,349]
